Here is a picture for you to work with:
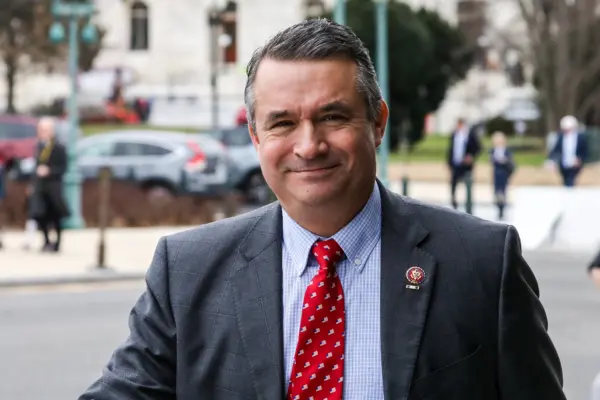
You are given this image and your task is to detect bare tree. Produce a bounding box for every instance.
[0,0,103,114]
[516,0,600,130]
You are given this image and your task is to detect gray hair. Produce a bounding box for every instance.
[244,18,382,132]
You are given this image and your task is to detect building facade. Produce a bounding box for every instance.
[0,0,535,132]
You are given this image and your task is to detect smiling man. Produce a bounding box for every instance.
[80,19,566,400]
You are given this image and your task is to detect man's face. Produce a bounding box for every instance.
[37,120,54,142]
[249,58,388,209]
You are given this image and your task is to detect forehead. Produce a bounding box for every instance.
[252,58,360,116]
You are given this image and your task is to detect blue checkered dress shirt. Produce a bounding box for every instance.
[282,182,384,399]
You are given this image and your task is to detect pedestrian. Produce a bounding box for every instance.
[80,18,566,400]
[29,117,70,252]
[548,115,588,187]
[447,117,481,209]
[489,131,515,220]
[588,251,600,399]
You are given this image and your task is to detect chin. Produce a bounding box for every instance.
[292,186,341,207]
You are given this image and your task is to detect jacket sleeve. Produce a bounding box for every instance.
[588,249,600,272]
[497,226,566,400]
[79,237,177,400]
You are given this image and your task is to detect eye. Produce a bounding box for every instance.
[322,114,347,122]
[272,120,294,128]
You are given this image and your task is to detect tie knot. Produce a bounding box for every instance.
[312,239,344,271]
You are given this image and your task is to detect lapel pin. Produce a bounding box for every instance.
[405,266,425,290]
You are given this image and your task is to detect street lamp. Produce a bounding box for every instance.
[207,1,235,131]
[49,0,97,229]
[333,0,347,24]
[208,7,222,131]
[374,0,390,187]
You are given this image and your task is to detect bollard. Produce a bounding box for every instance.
[402,175,409,197]
[96,166,112,269]
[465,173,473,215]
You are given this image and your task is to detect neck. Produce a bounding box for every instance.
[283,181,375,238]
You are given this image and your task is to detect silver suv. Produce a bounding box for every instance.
[207,126,271,204]
[20,129,230,198]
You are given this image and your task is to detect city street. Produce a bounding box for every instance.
[0,250,599,400]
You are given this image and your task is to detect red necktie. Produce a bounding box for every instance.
[287,239,346,400]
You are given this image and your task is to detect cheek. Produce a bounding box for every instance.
[257,139,289,171]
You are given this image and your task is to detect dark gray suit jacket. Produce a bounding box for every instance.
[80,183,566,400]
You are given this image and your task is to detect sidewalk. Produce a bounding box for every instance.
[388,161,600,186]
[0,226,192,287]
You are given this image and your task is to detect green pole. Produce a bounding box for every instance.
[465,173,473,215]
[334,0,346,24]
[375,0,389,187]
[62,15,85,229]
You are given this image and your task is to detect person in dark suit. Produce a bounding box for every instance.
[29,117,70,252]
[80,19,565,400]
[548,115,588,187]
[489,131,515,220]
[447,118,481,209]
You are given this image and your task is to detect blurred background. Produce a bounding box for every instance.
[0,0,599,399]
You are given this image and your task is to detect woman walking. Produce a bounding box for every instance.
[489,131,515,220]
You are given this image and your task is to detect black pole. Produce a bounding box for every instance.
[465,172,473,215]
[209,11,220,131]
[96,167,112,269]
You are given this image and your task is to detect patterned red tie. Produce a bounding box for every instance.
[287,239,346,400]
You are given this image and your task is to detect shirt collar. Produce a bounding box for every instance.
[282,182,382,277]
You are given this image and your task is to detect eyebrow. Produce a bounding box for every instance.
[265,110,289,123]
[319,101,353,114]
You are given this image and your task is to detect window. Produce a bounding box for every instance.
[222,127,252,147]
[0,123,36,140]
[79,141,114,157]
[130,1,149,51]
[113,142,170,157]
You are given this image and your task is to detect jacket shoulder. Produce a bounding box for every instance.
[163,203,277,246]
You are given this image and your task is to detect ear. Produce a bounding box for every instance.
[374,100,389,148]
[248,123,260,150]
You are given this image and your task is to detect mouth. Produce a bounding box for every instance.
[294,165,339,174]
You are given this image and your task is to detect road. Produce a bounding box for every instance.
[0,250,599,400]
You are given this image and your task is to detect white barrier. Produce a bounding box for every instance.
[511,186,600,251]
[551,187,600,251]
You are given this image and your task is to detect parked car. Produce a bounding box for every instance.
[206,126,270,204]
[0,115,73,178]
[19,130,231,198]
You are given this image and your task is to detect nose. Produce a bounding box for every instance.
[293,121,327,160]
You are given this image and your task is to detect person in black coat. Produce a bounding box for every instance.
[29,117,70,252]
[547,115,588,187]
[447,118,481,209]
[489,131,515,220]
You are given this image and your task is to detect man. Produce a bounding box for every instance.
[446,118,481,209]
[548,115,588,187]
[29,117,69,252]
[80,19,565,399]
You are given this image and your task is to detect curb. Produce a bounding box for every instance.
[0,268,146,289]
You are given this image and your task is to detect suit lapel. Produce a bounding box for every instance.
[232,203,284,400]
[379,184,437,399]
